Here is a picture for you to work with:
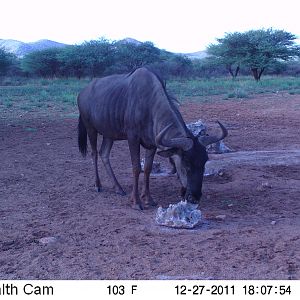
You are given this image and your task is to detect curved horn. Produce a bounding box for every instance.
[198,121,228,147]
[155,124,172,147]
[155,124,193,151]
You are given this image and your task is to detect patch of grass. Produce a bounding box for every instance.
[226,92,236,99]
[24,127,37,132]
[0,78,88,113]
[1,76,300,116]
[5,101,13,108]
[224,88,249,99]
[64,112,79,119]
[1,97,14,108]
[169,76,300,101]
[288,89,300,95]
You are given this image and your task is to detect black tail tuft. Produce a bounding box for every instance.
[78,115,87,157]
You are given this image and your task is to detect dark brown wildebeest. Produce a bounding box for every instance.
[77,67,227,209]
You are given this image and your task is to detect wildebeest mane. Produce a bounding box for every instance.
[126,67,179,105]
[142,67,192,137]
[126,67,191,137]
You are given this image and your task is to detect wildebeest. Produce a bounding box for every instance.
[77,67,227,209]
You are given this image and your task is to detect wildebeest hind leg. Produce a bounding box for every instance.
[87,128,102,192]
[141,148,157,208]
[128,137,143,210]
[100,137,126,196]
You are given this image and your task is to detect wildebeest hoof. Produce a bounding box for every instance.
[131,203,144,210]
[95,186,102,192]
[141,194,157,208]
[116,189,126,196]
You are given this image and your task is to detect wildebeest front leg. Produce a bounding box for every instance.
[100,137,126,196]
[141,148,157,207]
[128,137,143,210]
[87,128,102,192]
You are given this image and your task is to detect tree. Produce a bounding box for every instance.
[282,59,300,76]
[243,29,300,80]
[114,41,161,72]
[22,48,63,77]
[207,28,300,81]
[192,57,228,78]
[0,47,17,76]
[58,45,88,79]
[166,54,193,77]
[80,38,115,77]
[21,38,115,78]
[207,32,246,79]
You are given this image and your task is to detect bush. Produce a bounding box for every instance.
[0,47,19,76]
[21,48,63,78]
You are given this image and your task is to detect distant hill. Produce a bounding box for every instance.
[0,39,67,57]
[118,37,142,45]
[119,38,209,59]
[0,37,208,59]
[184,50,208,60]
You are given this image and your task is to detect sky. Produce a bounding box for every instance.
[1,0,300,53]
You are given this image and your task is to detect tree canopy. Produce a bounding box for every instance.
[20,39,179,78]
[114,41,161,72]
[207,28,300,80]
[0,47,18,76]
[18,38,197,79]
[21,48,62,77]
[3,31,300,80]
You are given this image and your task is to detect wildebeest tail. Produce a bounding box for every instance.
[78,115,87,157]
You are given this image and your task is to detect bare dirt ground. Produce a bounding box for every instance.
[0,92,299,280]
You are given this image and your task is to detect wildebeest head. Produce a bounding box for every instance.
[156,121,227,203]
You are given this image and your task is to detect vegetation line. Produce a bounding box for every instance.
[1,28,300,80]
[1,76,300,114]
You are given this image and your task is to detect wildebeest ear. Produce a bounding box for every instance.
[157,148,178,158]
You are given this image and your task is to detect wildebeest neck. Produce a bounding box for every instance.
[125,68,189,148]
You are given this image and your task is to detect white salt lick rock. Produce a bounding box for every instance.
[155,201,202,229]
